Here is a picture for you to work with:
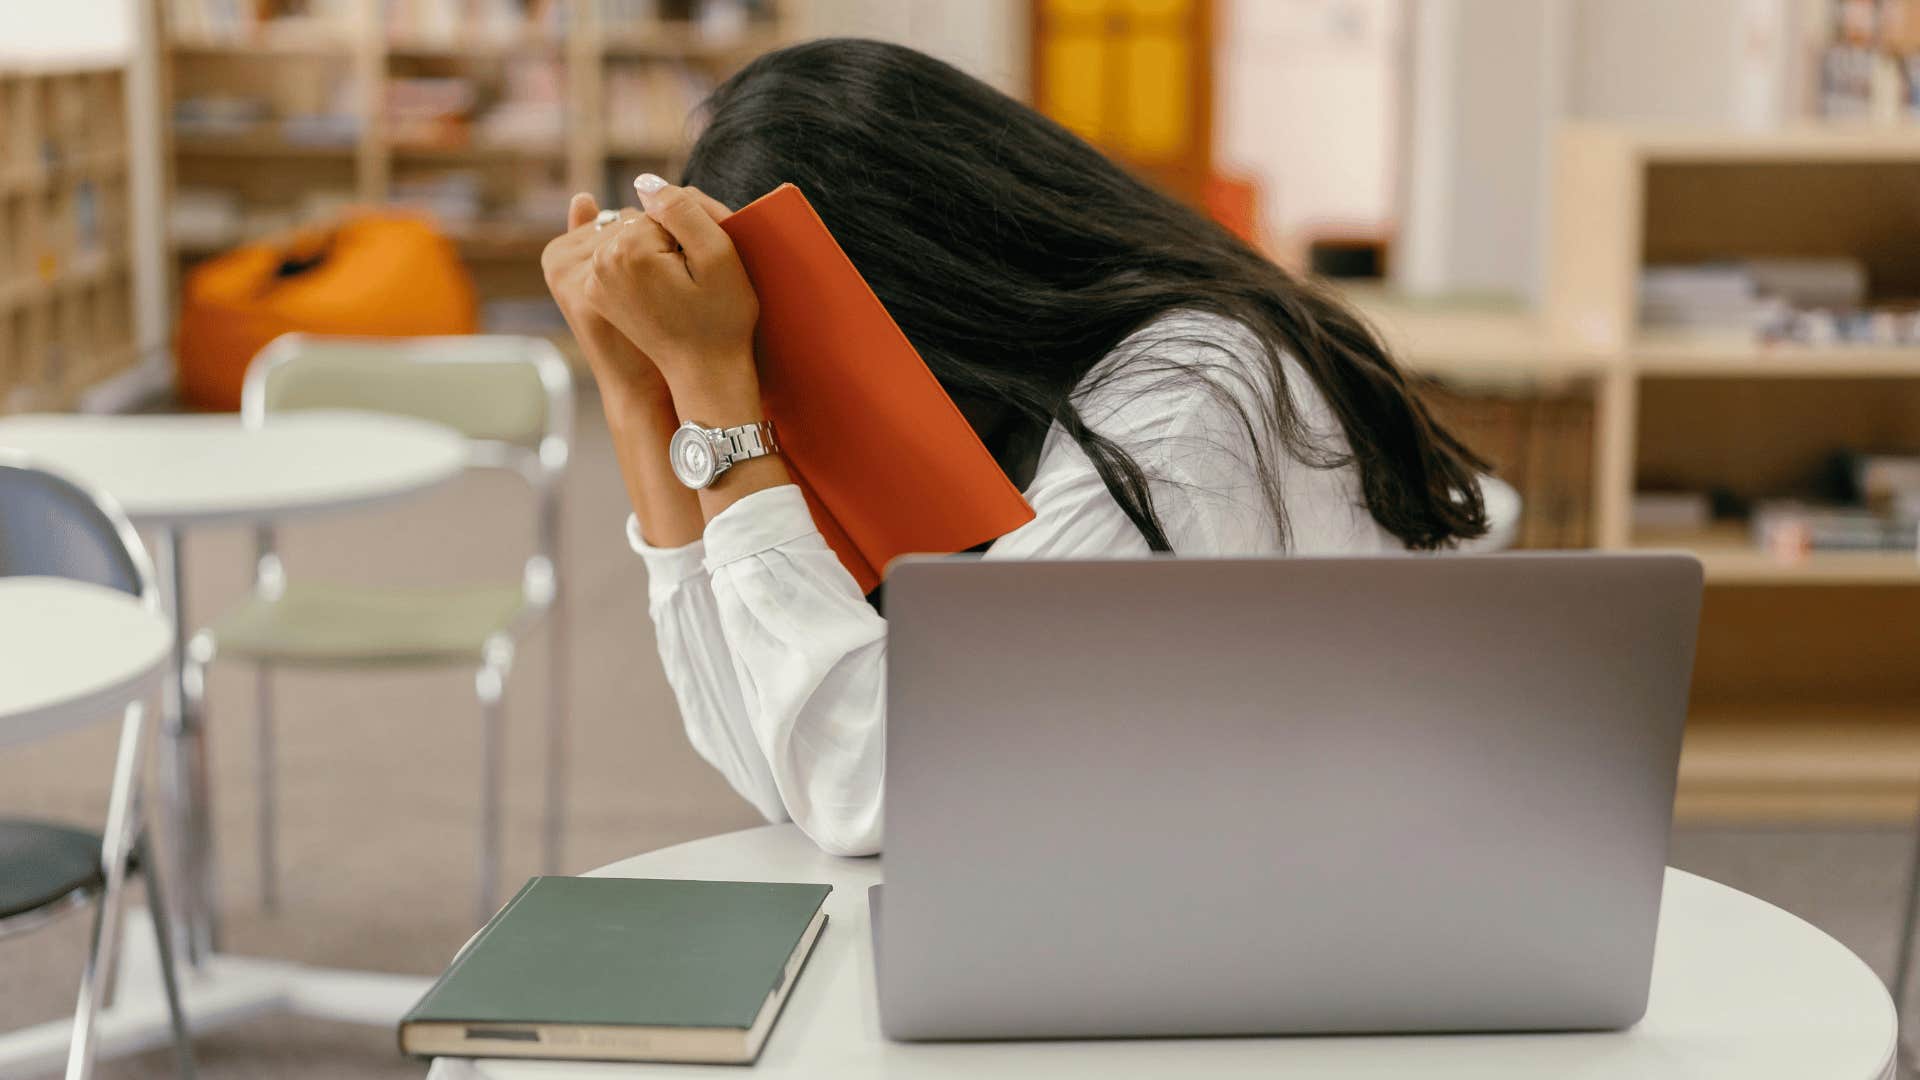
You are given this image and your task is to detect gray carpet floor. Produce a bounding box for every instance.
[3,394,1915,1077]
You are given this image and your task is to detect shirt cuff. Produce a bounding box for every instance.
[702,484,822,570]
[625,514,708,605]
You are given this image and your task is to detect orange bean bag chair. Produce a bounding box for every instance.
[175,214,478,411]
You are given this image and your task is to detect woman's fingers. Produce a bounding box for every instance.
[567,191,599,231]
[634,174,738,276]
[683,185,735,223]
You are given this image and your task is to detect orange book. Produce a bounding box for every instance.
[718,184,1035,594]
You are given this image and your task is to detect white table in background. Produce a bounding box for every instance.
[0,577,172,744]
[430,823,1897,1080]
[0,411,467,1077]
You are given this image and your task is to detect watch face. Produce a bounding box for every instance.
[671,425,717,489]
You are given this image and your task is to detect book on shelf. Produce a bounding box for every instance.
[170,188,359,254]
[387,76,479,147]
[605,62,713,150]
[1633,492,1713,535]
[474,59,566,147]
[174,69,358,146]
[600,0,778,38]
[386,0,567,45]
[1752,500,1919,555]
[387,170,568,238]
[167,0,358,42]
[1854,453,1920,503]
[1818,0,1920,122]
[1639,258,1920,348]
[387,61,564,150]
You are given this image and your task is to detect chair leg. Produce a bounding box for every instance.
[476,651,509,925]
[178,648,218,963]
[256,663,279,913]
[67,702,148,1080]
[137,832,197,1079]
[543,605,568,876]
[1892,800,1920,1068]
[65,892,112,1080]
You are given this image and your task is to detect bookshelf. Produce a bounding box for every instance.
[1539,122,1920,823]
[0,60,142,413]
[154,0,798,358]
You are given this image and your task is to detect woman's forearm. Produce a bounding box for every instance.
[602,382,707,549]
[667,359,796,523]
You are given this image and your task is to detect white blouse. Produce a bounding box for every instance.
[627,312,1406,856]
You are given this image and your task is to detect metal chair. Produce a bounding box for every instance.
[187,334,573,925]
[1894,832,1920,1069]
[0,452,195,1080]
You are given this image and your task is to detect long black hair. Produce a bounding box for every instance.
[683,38,1488,551]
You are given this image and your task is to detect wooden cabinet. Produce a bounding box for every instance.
[0,63,139,412]
[1543,124,1920,823]
[1031,0,1212,202]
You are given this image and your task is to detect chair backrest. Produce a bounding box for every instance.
[242,334,573,475]
[240,334,572,594]
[0,451,156,604]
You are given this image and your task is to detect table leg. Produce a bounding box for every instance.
[151,525,220,968]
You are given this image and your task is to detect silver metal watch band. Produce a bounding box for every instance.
[714,420,778,465]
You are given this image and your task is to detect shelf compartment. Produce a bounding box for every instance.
[174,132,361,157]
[390,141,567,160]
[600,22,783,58]
[1632,332,1920,378]
[1676,703,1920,824]
[1634,524,1920,585]
[170,35,356,58]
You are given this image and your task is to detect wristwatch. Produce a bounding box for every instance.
[669,419,780,490]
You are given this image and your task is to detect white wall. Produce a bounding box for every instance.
[0,0,131,60]
[1215,0,1401,258]
[1397,0,1568,300]
[1396,0,1808,301]
[800,0,1028,99]
[1568,0,1800,128]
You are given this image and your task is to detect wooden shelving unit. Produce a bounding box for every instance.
[0,60,142,413]
[1347,125,1920,822]
[155,0,797,360]
[1536,122,1920,823]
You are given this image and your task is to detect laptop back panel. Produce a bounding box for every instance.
[877,553,1701,1040]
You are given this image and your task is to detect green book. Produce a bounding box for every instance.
[399,876,832,1065]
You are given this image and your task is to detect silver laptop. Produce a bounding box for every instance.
[872,552,1702,1041]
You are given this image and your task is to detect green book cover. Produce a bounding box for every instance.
[401,876,832,1064]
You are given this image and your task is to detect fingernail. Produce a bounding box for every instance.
[634,173,668,196]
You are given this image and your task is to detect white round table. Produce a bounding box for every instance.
[0,410,466,957]
[0,577,172,746]
[0,411,469,525]
[429,824,1897,1080]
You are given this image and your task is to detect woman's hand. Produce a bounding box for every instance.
[583,175,762,422]
[541,193,671,405]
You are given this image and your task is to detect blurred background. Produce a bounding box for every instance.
[2,0,1920,1075]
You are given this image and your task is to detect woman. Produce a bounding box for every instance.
[542,38,1491,856]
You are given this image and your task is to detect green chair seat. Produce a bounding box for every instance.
[0,819,107,921]
[208,581,530,666]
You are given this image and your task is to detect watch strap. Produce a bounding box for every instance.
[713,420,778,466]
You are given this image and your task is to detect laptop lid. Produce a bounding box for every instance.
[877,552,1701,1040]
